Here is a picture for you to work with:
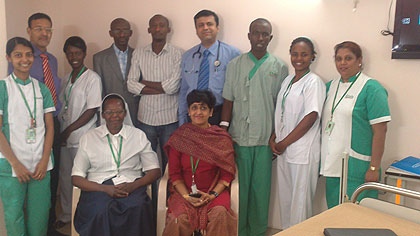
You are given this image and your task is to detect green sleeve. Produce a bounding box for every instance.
[0,81,7,115]
[273,61,288,98]
[39,82,55,111]
[326,80,333,94]
[222,60,235,101]
[365,79,390,122]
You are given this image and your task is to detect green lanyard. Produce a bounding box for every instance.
[281,70,310,114]
[107,135,123,172]
[330,72,361,119]
[190,156,199,176]
[11,73,37,127]
[64,66,86,109]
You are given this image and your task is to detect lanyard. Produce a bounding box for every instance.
[107,135,123,172]
[11,73,36,127]
[331,72,361,119]
[64,66,85,109]
[281,70,310,114]
[190,156,199,176]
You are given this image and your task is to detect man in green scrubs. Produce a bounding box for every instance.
[221,18,288,236]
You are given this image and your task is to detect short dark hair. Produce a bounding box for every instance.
[28,13,52,28]
[334,41,362,59]
[102,94,126,112]
[249,18,272,33]
[149,14,169,27]
[63,36,87,53]
[194,10,219,26]
[290,37,317,61]
[187,90,216,109]
[6,37,34,56]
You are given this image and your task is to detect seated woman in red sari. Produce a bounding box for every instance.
[163,90,237,236]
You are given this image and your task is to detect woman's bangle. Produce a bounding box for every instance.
[182,194,190,199]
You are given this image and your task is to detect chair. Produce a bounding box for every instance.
[351,182,420,224]
[71,185,152,236]
[156,166,239,236]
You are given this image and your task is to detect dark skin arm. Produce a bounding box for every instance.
[365,122,387,182]
[270,112,318,155]
[61,108,98,145]
[220,99,233,131]
[140,80,164,94]
[72,168,160,198]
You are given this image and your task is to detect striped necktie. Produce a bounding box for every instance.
[40,53,57,106]
[197,50,210,90]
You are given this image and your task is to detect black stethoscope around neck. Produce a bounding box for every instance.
[190,41,221,71]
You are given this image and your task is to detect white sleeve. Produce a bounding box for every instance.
[137,130,160,172]
[303,75,326,118]
[71,135,90,177]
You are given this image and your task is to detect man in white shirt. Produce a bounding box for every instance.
[127,14,183,216]
[72,94,160,236]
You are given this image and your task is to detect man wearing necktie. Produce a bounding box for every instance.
[8,13,62,234]
[178,9,240,126]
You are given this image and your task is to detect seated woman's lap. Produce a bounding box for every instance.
[74,179,154,236]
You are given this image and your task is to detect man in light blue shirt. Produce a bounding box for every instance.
[178,9,240,126]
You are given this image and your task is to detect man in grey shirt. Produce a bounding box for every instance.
[93,18,138,124]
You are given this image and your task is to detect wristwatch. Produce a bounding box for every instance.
[209,191,219,197]
[369,166,377,171]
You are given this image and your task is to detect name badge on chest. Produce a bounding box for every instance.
[26,127,36,143]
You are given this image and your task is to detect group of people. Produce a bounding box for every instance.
[0,8,390,236]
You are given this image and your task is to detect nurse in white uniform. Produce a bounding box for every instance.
[0,37,55,236]
[320,41,390,208]
[269,37,325,229]
[56,36,102,228]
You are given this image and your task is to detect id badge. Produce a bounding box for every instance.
[325,120,335,136]
[191,183,198,194]
[26,128,36,143]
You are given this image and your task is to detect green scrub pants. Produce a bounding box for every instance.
[325,157,379,208]
[234,144,272,236]
[0,172,50,236]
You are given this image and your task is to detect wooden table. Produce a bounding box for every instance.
[275,203,420,236]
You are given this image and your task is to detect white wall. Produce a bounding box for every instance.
[4,0,420,229]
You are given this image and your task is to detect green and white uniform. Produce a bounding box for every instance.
[0,73,55,236]
[223,52,288,236]
[320,72,391,208]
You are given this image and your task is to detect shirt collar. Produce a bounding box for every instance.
[145,43,169,56]
[201,40,219,56]
[31,42,46,57]
[113,43,128,55]
[99,124,128,140]
[340,71,362,83]
[248,51,270,64]
[11,73,32,85]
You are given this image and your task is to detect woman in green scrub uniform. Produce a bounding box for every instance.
[320,41,391,208]
[0,37,55,236]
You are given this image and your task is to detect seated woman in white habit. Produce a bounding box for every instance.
[71,93,160,236]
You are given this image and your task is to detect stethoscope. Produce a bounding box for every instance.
[186,41,221,73]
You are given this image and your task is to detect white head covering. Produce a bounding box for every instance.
[100,93,134,126]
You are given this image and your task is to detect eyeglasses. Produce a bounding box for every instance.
[110,29,132,35]
[103,110,125,115]
[31,27,53,33]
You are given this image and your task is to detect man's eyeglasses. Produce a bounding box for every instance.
[103,110,125,116]
[31,27,53,33]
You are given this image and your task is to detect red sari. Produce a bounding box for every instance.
[163,123,236,234]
